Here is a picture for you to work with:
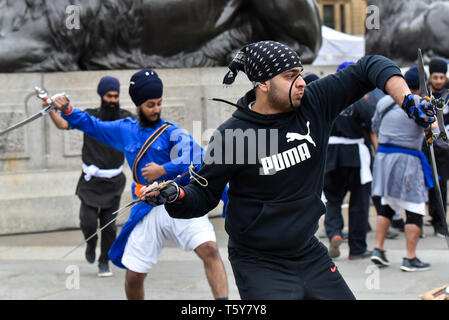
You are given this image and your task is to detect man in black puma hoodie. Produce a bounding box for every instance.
[140,41,435,299]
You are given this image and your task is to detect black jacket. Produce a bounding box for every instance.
[166,55,402,255]
[325,97,376,173]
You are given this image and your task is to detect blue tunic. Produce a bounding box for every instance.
[62,108,227,268]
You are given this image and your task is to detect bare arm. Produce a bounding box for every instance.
[384,75,411,107]
[49,110,69,129]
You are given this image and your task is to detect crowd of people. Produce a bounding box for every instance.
[310,58,449,273]
[47,39,447,299]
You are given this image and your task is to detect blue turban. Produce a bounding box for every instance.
[303,72,319,84]
[128,69,163,106]
[97,76,120,97]
[336,61,355,72]
[405,65,427,90]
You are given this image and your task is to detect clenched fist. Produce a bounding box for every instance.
[142,162,167,183]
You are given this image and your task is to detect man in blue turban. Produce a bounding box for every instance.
[50,69,229,300]
[48,75,134,277]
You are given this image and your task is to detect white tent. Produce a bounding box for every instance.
[312,25,365,65]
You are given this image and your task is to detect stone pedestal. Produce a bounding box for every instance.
[0,66,334,234]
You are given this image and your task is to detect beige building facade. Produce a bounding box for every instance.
[317,0,367,35]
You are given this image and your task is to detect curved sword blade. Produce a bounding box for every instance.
[417,48,430,98]
[61,199,141,260]
[61,165,196,259]
[0,105,54,136]
[0,86,66,136]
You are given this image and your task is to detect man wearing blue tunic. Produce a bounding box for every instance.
[51,69,228,300]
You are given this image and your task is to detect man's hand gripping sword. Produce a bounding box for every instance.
[0,87,68,136]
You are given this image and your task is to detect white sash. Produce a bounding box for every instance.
[82,163,123,181]
[328,136,372,184]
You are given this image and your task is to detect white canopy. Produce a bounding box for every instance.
[312,25,365,65]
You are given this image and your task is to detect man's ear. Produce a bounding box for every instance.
[257,81,269,93]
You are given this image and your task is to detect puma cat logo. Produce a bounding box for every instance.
[286,121,316,147]
[259,121,316,175]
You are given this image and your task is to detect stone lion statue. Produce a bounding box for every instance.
[365,0,449,65]
[0,0,322,72]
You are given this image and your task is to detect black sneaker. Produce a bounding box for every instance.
[420,229,426,239]
[434,226,447,239]
[85,242,96,264]
[98,261,113,277]
[400,257,431,272]
[370,248,390,267]
[329,235,343,258]
[349,250,373,260]
[386,227,399,239]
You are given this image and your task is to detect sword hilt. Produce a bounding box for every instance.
[432,96,445,111]
[139,164,196,198]
[429,96,449,142]
[34,86,49,100]
[34,86,69,106]
[425,128,435,145]
[140,169,191,197]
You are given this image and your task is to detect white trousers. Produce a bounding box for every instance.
[122,205,216,273]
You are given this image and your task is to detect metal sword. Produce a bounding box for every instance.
[61,167,193,260]
[0,87,68,136]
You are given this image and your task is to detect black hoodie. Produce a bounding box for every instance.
[166,55,402,255]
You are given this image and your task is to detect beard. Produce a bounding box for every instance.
[430,83,445,94]
[267,81,294,111]
[98,99,120,121]
[138,108,161,128]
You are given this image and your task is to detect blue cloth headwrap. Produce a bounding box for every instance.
[404,66,427,90]
[303,72,319,84]
[336,61,355,72]
[129,69,163,106]
[97,76,120,97]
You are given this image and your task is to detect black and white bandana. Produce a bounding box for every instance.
[223,40,302,85]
